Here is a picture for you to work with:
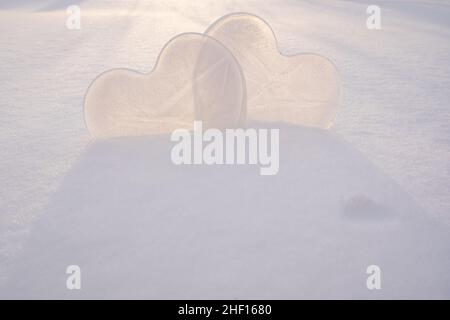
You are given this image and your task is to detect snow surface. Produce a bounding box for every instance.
[1,0,450,298]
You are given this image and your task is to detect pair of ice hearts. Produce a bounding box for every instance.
[84,13,341,138]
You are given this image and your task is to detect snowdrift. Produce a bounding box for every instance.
[2,123,449,299]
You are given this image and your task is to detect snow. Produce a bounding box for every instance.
[1,0,450,298]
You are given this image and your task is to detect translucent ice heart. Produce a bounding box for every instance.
[206,13,341,128]
[84,33,246,138]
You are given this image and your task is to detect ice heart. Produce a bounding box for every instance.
[206,13,341,128]
[84,33,246,138]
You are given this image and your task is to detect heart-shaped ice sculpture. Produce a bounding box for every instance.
[84,33,246,138]
[206,13,341,128]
